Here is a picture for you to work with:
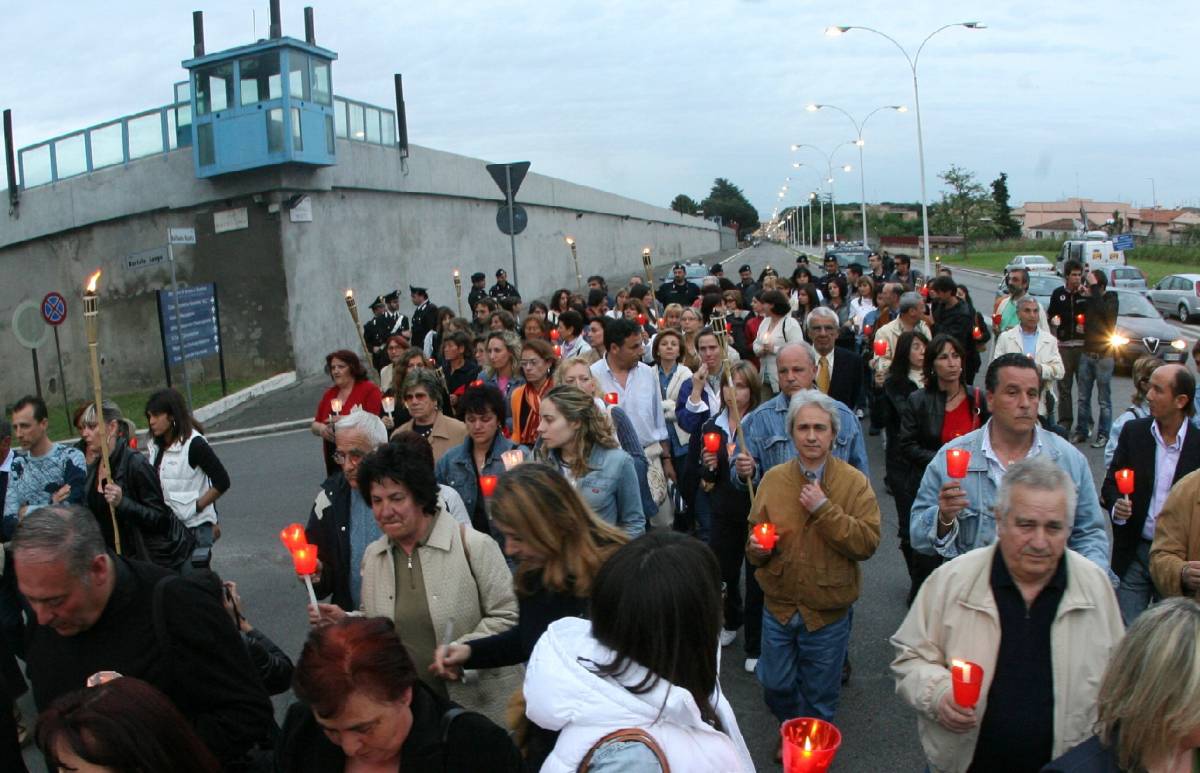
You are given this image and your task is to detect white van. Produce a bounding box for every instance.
[1057,231,1126,274]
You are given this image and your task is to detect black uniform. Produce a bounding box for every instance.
[468,286,489,309]
[657,279,700,308]
[411,299,438,350]
[363,314,392,370]
[489,280,520,301]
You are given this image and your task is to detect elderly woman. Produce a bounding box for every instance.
[395,369,466,464]
[312,443,521,726]
[747,389,880,735]
[535,386,645,538]
[435,383,527,535]
[383,346,432,430]
[1044,597,1200,772]
[311,350,384,476]
[1103,355,1164,468]
[278,617,523,772]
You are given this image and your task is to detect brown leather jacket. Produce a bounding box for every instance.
[747,456,881,630]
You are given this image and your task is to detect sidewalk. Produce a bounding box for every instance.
[205,374,326,435]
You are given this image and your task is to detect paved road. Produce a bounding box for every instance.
[20,241,1189,771]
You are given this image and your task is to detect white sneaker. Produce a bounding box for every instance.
[744,657,758,673]
[719,629,737,647]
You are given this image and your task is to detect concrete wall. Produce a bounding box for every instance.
[0,138,719,396]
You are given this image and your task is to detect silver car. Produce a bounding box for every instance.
[1147,273,1200,324]
[1004,254,1056,274]
[1105,265,1148,292]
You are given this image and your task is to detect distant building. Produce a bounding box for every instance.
[1016,198,1134,239]
[1026,217,1103,241]
[1127,208,1200,245]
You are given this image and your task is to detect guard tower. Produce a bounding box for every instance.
[182,2,337,178]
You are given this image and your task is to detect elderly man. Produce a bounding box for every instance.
[992,296,1065,421]
[310,411,468,611]
[1102,364,1200,622]
[806,307,863,410]
[14,505,274,765]
[748,390,880,733]
[892,456,1123,773]
[871,291,933,386]
[910,354,1112,575]
[733,341,869,490]
[396,369,467,463]
[992,268,1050,337]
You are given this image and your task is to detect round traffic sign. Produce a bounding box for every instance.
[42,291,68,326]
[12,301,50,349]
[496,203,528,236]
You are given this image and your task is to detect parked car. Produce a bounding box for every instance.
[1004,254,1056,274]
[1109,289,1189,367]
[825,245,872,269]
[1147,273,1200,324]
[1103,265,1148,292]
[684,262,709,283]
[994,273,1065,311]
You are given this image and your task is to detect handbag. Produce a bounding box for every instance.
[576,728,670,772]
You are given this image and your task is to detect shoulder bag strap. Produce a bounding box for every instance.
[576,728,670,773]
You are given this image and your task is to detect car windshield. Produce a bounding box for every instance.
[1027,275,1064,295]
[684,264,707,281]
[1115,291,1158,318]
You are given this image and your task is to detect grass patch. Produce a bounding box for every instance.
[939,242,1196,287]
[44,376,260,441]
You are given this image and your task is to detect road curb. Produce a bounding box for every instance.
[193,372,298,423]
[208,418,312,443]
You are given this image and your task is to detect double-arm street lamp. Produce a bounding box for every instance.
[825,21,985,276]
[805,103,906,248]
[791,143,855,249]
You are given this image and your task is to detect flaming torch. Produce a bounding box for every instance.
[642,247,656,303]
[565,237,582,293]
[709,309,754,500]
[453,269,463,317]
[83,269,121,554]
[344,289,376,374]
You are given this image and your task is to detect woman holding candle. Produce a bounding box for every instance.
[311,350,384,477]
[144,387,230,550]
[753,290,803,398]
[651,330,693,477]
[310,442,521,725]
[534,386,645,537]
[523,531,755,772]
[395,369,466,464]
[881,331,929,602]
[509,339,557,446]
[383,347,432,430]
[378,334,411,393]
[430,463,628,767]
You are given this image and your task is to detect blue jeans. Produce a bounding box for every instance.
[757,609,851,723]
[1117,540,1157,625]
[1075,353,1113,439]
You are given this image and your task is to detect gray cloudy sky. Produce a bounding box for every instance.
[3,1,1197,218]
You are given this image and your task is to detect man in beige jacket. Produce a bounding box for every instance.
[891,456,1123,773]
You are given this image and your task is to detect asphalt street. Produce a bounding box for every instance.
[20,241,1199,771]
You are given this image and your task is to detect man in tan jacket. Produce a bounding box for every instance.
[746,389,880,732]
[1149,466,1200,598]
[891,456,1123,773]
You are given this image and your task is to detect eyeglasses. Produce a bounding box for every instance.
[332,449,367,464]
[403,392,430,402]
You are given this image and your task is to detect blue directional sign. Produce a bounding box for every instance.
[157,283,220,365]
[1113,234,1135,251]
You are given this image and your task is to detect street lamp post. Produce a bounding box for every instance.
[826,21,985,277]
[792,144,855,250]
[806,103,906,248]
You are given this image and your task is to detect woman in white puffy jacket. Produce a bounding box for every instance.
[524,531,754,772]
[145,388,230,548]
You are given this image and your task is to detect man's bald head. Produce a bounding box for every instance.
[777,342,818,396]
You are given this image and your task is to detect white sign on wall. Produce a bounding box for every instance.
[289,196,313,223]
[214,207,249,234]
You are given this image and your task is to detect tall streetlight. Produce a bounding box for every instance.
[805,103,907,248]
[791,164,827,252]
[791,144,855,248]
[825,21,985,277]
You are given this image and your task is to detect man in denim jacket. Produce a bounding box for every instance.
[910,354,1112,577]
[732,342,868,488]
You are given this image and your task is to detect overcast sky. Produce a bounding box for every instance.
[3,1,1196,219]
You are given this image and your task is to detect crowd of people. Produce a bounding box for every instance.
[1,249,1200,772]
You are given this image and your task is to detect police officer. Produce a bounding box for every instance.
[657,263,700,307]
[384,290,411,344]
[363,296,393,371]
[467,272,489,309]
[410,286,438,351]
[489,268,520,301]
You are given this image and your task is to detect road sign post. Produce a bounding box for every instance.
[167,228,197,408]
[41,291,72,430]
[486,162,530,291]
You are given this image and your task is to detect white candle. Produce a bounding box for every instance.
[382,396,395,414]
[501,449,525,471]
[330,398,343,414]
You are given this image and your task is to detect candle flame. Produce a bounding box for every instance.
[952,658,971,681]
[565,236,575,246]
[642,247,651,257]
[804,735,813,753]
[453,269,460,278]
[85,269,102,294]
[345,289,353,300]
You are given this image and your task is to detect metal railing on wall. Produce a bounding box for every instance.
[17,94,397,189]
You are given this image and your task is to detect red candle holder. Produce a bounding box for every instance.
[291,543,319,576]
[480,475,498,497]
[972,325,983,341]
[550,328,561,341]
[946,449,970,479]
[470,379,484,387]
[863,323,873,336]
[280,523,307,553]
[919,284,929,297]
[637,313,647,325]
[603,392,619,405]
[554,344,562,358]
[1076,313,1085,326]
[992,313,1002,328]
[752,522,778,551]
[950,659,984,708]
[780,717,841,773]
[873,339,888,358]
[1115,468,1134,496]
[703,432,722,454]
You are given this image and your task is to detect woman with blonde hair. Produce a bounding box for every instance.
[534,386,644,537]
[1045,597,1200,772]
[483,330,525,407]
[660,302,685,332]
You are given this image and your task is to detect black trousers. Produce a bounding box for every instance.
[894,488,942,605]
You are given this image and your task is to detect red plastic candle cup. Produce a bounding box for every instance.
[972,326,983,340]
[780,717,841,773]
[1076,313,1085,326]
[291,544,319,576]
[919,284,929,297]
[946,449,971,479]
[703,432,722,454]
[752,522,778,551]
[950,659,984,709]
[873,339,888,357]
[992,313,1002,327]
[1115,468,1134,496]
[863,324,873,336]
[550,328,560,341]
[554,344,562,358]
[280,523,307,553]
[604,392,619,405]
[470,379,484,387]
[480,475,498,497]
[637,313,647,325]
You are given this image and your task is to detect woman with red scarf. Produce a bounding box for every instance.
[509,339,556,445]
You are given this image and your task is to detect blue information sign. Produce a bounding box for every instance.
[157,283,220,365]
[1113,234,1135,251]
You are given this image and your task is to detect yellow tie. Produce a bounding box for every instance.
[817,355,831,394]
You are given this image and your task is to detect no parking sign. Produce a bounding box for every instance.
[41,291,67,326]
